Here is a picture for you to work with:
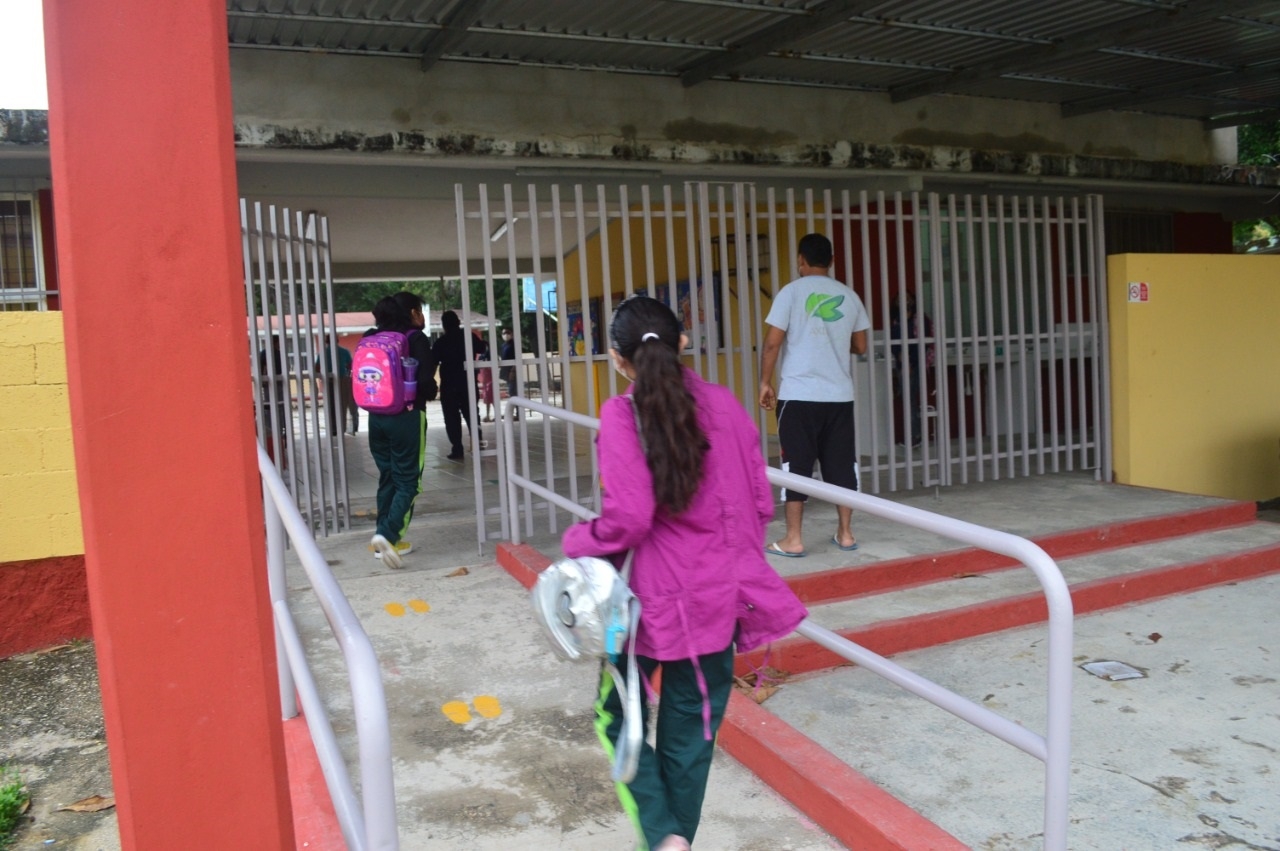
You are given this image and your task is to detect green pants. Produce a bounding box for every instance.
[596,645,735,850]
[368,408,426,543]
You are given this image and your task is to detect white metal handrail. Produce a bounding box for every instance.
[259,444,398,851]
[500,396,1072,851]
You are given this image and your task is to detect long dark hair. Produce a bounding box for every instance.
[610,297,707,515]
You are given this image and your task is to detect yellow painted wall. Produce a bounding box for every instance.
[1108,254,1280,501]
[557,202,776,418]
[0,312,84,562]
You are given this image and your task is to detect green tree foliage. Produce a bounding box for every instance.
[1234,121,1280,250]
[1239,121,1280,167]
[332,279,555,345]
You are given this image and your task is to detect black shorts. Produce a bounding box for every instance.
[776,399,859,502]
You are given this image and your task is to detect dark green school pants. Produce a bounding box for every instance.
[596,644,735,850]
[368,408,426,543]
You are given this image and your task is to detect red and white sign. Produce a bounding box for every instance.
[1127,282,1149,303]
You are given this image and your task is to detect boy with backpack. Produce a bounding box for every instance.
[354,294,437,568]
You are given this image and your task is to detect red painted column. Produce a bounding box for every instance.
[42,2,295,848]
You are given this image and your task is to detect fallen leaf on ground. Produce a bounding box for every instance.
[733,667,790,704]
[446,567,469,577]
[745,685,780,704]
[59,795,115,813]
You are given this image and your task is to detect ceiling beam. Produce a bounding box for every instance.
[889,0,1276,104]
[1204,106,1280,130]
[679,0,883,88]
[420,0,494,72]
[1062,60,1280,118]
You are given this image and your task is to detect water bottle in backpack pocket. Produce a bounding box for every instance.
[352,331,415,414]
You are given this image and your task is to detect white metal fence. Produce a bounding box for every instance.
[242,200,350,536]
[455,182,1111,542]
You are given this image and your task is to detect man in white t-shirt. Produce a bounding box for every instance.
[758,233,871,558]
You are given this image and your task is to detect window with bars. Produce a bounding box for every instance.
[1,193,53,311]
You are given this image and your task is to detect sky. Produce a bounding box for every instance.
[0,0,48,109]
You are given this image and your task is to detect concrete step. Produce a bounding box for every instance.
[753,574,1280,850]
[742,521,1280,678]
[781,500,1257,603]
[811,521,1280,625]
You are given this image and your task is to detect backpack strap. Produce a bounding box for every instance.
[607,393,645,782]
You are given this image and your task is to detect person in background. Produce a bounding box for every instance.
[758,232,871,558]
[477,333,495,423]
[889,290,935,448]
[257,334,289,469]
[562,296,807,851]
[366,295,437,569]
[499,326,519,420]
[393,290,428,334]
[316,338,355,436]
[431,309,485,460]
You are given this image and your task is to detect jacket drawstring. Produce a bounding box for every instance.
[677,601,713,741]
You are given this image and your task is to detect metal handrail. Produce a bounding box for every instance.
[259,445,399,851]
[500,396,1072,851]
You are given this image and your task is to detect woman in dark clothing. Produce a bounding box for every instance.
[430,309,485,459]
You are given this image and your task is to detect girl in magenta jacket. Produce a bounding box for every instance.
[562,296,807,851]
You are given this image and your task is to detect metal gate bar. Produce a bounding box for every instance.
[241,200,349,536]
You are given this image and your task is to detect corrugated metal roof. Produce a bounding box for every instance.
[225,0,1280,125]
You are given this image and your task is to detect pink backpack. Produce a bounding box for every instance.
[352,332,416,414]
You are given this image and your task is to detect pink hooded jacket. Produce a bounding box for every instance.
[562,368,807,661]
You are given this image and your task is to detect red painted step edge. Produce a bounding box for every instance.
[283,714,346,851]
[785,501,1256,606]
[738,542,1280,678]
[498,542,550,590]
[720,691,967,851]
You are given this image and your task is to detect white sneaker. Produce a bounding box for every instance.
[368,534,405,569]
[374,540,413,561]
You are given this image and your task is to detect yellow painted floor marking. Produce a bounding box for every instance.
[473,695,502,719]
[408,599,430,613]
[384,602,406,617]
[441,701,473,724]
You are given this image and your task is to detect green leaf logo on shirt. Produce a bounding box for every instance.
[805,293,845,322]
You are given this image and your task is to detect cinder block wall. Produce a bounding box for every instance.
[0,312,83,562]
[1108,254,1280,502]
